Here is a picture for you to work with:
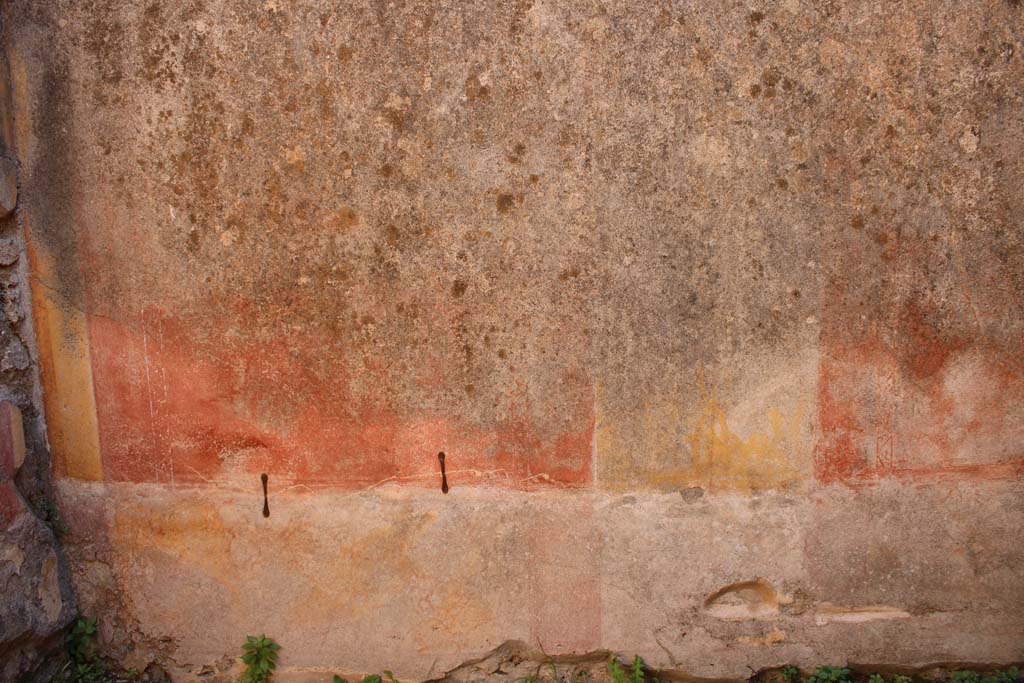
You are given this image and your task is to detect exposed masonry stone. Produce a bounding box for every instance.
[425,641,1012,683]
[0,236,19,266]
[0,157,15,217]
[0,401,72,682]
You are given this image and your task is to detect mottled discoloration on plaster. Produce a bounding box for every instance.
[11,0,1024,491]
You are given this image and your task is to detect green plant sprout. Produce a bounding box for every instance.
[65,615,107,683]
[240,634,280,683]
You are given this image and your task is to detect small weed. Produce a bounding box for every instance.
[953,674,980,683]
[858,674,917,683]
[43,500,70,536]
[609,656,646,683]
[67,616,97,663]
[806,667,852,683]
[791,668,1018,683]
[65,615,108,683]
[240,635,280,683]
[952,669,1021,683]
[609,658,627,683]
[631,657,645,683]
[41,500,70,536]
[335,673,401,683]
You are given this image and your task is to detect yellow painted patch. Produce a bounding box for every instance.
[25,223,103,481]
[596,371,808,491]
[5,49,33,163]
[8,47,103,482]
[111,499,234,573]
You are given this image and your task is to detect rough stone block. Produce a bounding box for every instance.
[0,400,26,479]
[0,157,15,216]
[0,479,25,528]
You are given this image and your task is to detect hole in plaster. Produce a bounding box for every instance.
[438,452,449,494]
[261,473,270,517]
[704,578,779,620]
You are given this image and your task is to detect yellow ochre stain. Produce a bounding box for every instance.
[675,373,807,490]
[596,369,808,491]
[26,240,103,481]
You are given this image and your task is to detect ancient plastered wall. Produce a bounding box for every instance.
[4,0,1024,680]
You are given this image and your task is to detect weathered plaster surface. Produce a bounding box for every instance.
[59,480,1024,681]
[4,0,1024,679]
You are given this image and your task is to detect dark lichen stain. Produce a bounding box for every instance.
[83,17,126,87]
[496,193,515,213]
[25,50,87,311]
[761,68,781,98]
[452,279,468,297]
[507,142,526,164]
[680,486,705,503]
[851,215,865,230]
[509,0,534,37]
[186,227,201,253]
[334,207,359,231]
[465,74,491,102]
[384,107,407,132]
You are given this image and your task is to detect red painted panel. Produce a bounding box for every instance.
[815,244,1024,486]
[87,307,593,490]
